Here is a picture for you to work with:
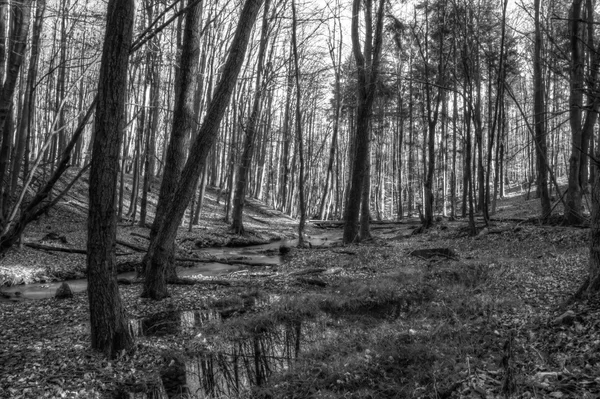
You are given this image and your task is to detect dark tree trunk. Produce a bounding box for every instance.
[566,0,585,224]
[142,0,263,300]
[143,0,201,277]
[10,0,45,204]
[533,0,551,219]
[586,162,600,293]
[0,0,32,229]
[343,0,385,244]
[231,0,270,235]
[87,0,135,358]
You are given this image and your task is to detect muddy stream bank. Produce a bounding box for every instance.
[0,232,343,301]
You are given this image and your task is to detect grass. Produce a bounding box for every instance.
[181,256,527,399]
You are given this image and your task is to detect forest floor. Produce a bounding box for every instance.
[0,175,598,398]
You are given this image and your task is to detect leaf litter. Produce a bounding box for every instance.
[0,188,599,398]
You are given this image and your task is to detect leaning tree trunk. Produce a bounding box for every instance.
[87,0,135,358]
[142,0,263,300]
[231,0,270,235]
[142,0,201,278]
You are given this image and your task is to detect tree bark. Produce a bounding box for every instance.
[87,0,135,358]
[9,0,45,207]
[142,0,263,300]
[566,0,585,224]
[533,0,551,219]
[291,0,306,246]
[231,0,270,234]
[343,0,385,244]
[0,0,32,229]
[143,0,202,277]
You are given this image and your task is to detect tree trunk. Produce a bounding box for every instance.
[9,0,45,205]
[291,0,307,246]
[142,0,263,300]
[0,0,32,230]
[566,0,584,224]
[231,0,270,235]
[533,0,551,219]
[586,162,600,293]
[87,0,135,358]
[343,0,385,244]
[143,0,201,277]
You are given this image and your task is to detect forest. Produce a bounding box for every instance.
[1,0,600,397]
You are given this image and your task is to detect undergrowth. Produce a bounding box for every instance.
[192,260,523,398]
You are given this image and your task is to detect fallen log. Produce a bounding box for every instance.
[130,232,150,240]
[24,242,86,254]
[248,215,271,225]
[289,267,327,276]
[167,277,232,286]
[296,277,327,287]
[116,239,275,266]
[24,242,135,257]
[408,248,458,260]
[116,239,147,252]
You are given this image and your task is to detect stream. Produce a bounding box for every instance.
[0,232,343,301]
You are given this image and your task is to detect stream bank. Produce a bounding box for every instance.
[0,231,344,301]
[1,219,593,398]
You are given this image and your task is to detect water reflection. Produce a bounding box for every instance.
[132,294,331,398]
[181,319,327,398]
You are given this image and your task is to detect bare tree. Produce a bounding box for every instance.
[343,0,385,244]
[87,0,135,358]
[231,0,271,234]
[143,0,264,300]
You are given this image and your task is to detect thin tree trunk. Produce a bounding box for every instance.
[534,0,551,219]
[9,1,45,204]
[566,0,585,224]
[290,0,306,246]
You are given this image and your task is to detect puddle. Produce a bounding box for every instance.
[159,316,330,398]
[123,292,336,397]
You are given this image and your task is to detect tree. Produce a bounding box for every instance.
[343,0,385,244]
[291,0,307,245]
[566,0,585,224]
[142,0,264,300]
[0,0,33,231]
[231,0,271,234]
[533,0,551,219]
[141,0,202,279]
[412,0,447,229]
[319,0,344,221]
[87,0,135,357]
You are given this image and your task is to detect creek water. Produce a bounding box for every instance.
[0,232,343,301]
[129,293,335,398]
